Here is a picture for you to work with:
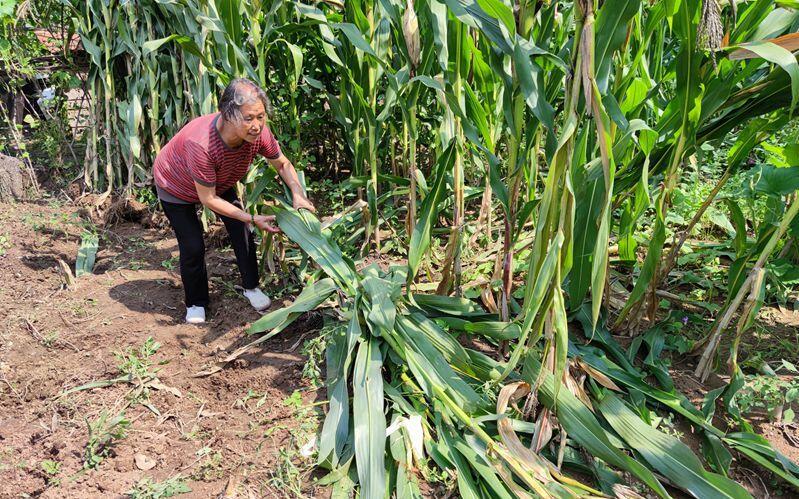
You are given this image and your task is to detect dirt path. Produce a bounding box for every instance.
[0,198,324,498]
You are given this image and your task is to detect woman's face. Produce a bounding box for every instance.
[232,100,266,143]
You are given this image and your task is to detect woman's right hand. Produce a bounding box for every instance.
[253,214,280,233]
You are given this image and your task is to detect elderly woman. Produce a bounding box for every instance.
[154,78,315,324]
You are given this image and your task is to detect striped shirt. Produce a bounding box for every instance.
[153,113,281,203]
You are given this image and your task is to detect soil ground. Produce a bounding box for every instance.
[2,194,799,498]
[0,195,325,498]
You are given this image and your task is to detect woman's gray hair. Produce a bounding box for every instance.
[218,78,273,121]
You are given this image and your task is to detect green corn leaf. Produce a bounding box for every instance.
[724,432,799,488]
[395,317,484,412]
[353,337,386,498]
[453,435,514,498]
[474,0,515,38]
[126,93,143,158]
[77,34,102,66]
[617,155,651,263]
[437,427,482,499]
[732,41,799,112]
[216,0,242,49]
[362,272,398,337]
[498,232,563,381]
[76,232,99,277]
[569,137,604,310]
[426,0,449,72]
[464,82,493,152]
[434,317,520,341]
[404,313,477,377]
[574,305,640,374]
[589,96,617,329]
[725,199,748,256]
[331,22,378,57]
[410,293,485,316]
[512,41,555,130]
[409,75,445,92]
[275,208,359,295]
[279,40,304,87]
[438,0,512,55]
[294,2,327,22]
[142,35,207,63]
[318,312,362,467]
[551,285,568,403]
[618,200,636,261]
[702,433,733,476]
[595,0,641,93]
[574,347,721,434]
[408,143,456,282]
[599,393,752,499]
[248,278,337,334]
[246,169,277,208]
[615,200,667,325]
[464,349,506,382]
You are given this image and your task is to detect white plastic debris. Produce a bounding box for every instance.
[300,437,316,458]
[37,87,56,108]
[404,414,424,464]
[385,414,425,465]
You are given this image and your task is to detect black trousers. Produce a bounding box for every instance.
[160,188,259,307]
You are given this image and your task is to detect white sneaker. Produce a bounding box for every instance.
[185,305,206,324]
[243,288,271,311]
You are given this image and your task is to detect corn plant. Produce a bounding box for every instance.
[247,201,799,497]
[65,0,258,194]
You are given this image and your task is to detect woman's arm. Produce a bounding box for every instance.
[195,182,279,232]
[268,154,316,212]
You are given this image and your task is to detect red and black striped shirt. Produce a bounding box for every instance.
[153,113,281,203]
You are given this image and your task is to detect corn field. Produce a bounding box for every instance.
[58,0,799,496]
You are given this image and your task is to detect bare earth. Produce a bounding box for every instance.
[0,197,324,498]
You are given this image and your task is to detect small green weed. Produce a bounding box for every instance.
[264,389,321,496]
[210,276,240,299]
[161,255,179,270]
[300,334,327,388]
[40,459,60,486]
[116,336,161,379]
[0,233,10,256]
[181,424,212,442]
[115,337,163,404]
[126,236,153,251]
[41,459,60,475]
[738,360,799,423]
[127,475,191,498]
[70,298,98,319]
[283,390,303,409]
[134,186,159,208]
[655,413,684,439]
[235,389,269,413]
[268,447,304,497]
[84,410,130,469]
[191,447,224,481]
[42,331,59,348]
[125,259,148,270]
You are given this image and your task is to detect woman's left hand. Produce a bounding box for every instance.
[253,214,281,233]
[293,193,316,213]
